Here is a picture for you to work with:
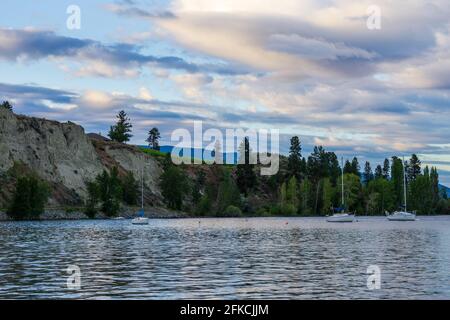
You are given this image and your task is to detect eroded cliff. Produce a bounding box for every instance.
[0,108,162,208]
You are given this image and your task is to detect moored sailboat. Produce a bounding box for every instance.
[132,167,149,225]
[327,157,355,223]
[386,157,416,221]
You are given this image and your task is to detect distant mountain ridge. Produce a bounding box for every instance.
[440,184,450,197]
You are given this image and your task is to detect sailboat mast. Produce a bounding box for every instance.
[403,156,407,212]
[341,157,344,206]
[141,166,144,210]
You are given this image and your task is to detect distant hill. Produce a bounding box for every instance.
[140,145,240,164]
[439,184,450,197]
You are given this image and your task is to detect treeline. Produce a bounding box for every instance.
[85,167,139,217]
[159,136,449,216]
[4,162,49,220]
[104,111,448,216]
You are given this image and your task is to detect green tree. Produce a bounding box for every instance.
[343,173,361,212]
[288,136,302,180]
[391,156,404,208]
[382,158,390,179]
[343,160,353,174]
[7,175,49,219]
[216,169,241,215]
[322,177,335,215]
[160,166,189,210]
[146,127,161,150]
[351,157,360,177]
[1,100,13,111]
[284,176,299,212]
[363,161,374,184]
[122,171,139,206]
[430,167,440,212]
[367,178,395,214]
[96,167,123,216]
[374,165,383,179]
[407,154,421,182]
[108,110,133,143]
[236,137,257,195]
[299,179,312,215]
[85,181,101,218]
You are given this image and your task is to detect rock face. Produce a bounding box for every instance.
[0,108,162,206]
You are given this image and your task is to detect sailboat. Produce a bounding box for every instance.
[132,167,149,225]
[386,157,416,221]
[327,157,355,223]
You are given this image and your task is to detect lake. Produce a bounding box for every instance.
[0,216,449,299]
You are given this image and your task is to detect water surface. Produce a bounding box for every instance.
[0,216,449,299]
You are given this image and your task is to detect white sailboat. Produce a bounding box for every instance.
[327,157,355,223]
[132,167,149,225]
[386,157,416,221]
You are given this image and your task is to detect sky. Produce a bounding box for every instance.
[0,0,449,185]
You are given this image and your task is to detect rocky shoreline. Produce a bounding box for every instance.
[0,207,189,221]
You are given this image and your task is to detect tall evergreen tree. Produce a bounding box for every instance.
[382,158,390,179]
[430,167,440,212]
[1,100,13,111]
[146,127,161,150]
[236,137,257,195]
[121,171,139,206]
[343,159,353,174]
[407,154,421,181]
[7,175,49,219]
[363,161,374,183]
[288,136,302,180]
[391,156,404,208]
[96,167,123,216]
[351,157,360,176]
[374,165,383,179]
[108,110,133,143]
[160,166,189,210]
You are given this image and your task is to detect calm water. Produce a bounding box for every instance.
[0,216,449,299]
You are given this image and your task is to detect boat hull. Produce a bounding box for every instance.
[132,217,149,225]
[387,212,416,221]
[326,214,355,223]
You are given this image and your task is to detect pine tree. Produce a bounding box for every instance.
[344,160,353,174]
[216,169,241,215]
[96,167,123,216]
[407,154,421,182]
[351,157,360,176]
[121,171,139,206]
[374,165,383,179]
[108,110,133,143]
[363,161,374,184]
[1,100,13,111]
[391,156,404,208]
[430,167,440,212]
[382,158,390,179]
[160,166,189,210]
[288,136,302,180]
[236,137,257,195]
[7,175,49,219]
[146,127,161,150]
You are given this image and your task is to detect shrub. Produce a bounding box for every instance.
[7,175,49,220]
[223,205,242,217]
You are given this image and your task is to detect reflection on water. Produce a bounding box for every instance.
[0,217,449,299]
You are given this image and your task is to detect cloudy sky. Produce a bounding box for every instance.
[1,0,449,184]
